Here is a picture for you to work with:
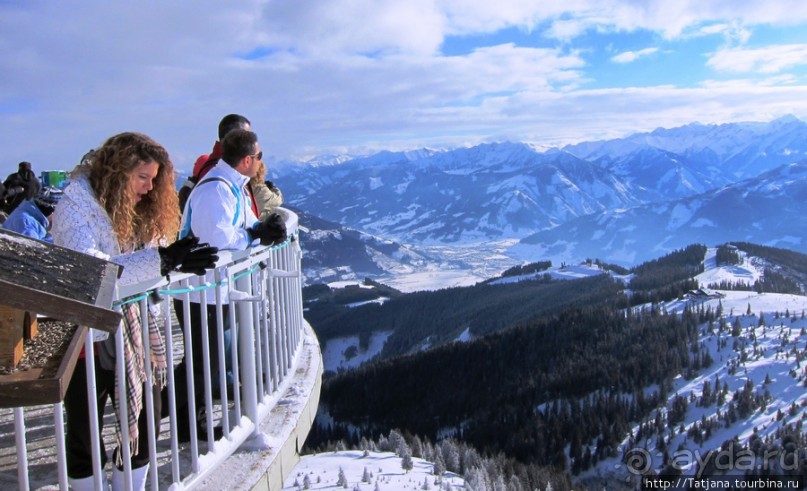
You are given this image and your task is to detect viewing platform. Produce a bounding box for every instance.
[0,208,322,490]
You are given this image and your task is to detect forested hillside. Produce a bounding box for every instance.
[313,304,705,470]
[307,272,625,359]
[627,244,706,304]
[305,244,807,489]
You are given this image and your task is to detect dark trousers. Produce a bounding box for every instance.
[166,301,230,436]
[64,357,161,478]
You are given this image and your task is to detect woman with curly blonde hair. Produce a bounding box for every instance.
[248,158,284,221]
[53,132,218,491]
[85,132,180,246]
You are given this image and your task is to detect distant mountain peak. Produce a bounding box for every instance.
[276,115,807,278]
[772,113,801,124]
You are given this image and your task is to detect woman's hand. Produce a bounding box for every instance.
[158,236,219,276]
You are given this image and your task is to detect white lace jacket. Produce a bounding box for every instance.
[51,174,162,287]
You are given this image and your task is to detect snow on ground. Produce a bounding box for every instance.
[696,246,763,287]
[591,292,807,480]
[328,270,486,294]
[329,280,376,290]
[548,264,607,281]
[282,450,466,491]
[380,270,485,292]
[455,327,472,343]
[321,331,393,373]
[380,240,520,293]
[586,247,807,484]
[489,261,607,285]
[345,297,390,308]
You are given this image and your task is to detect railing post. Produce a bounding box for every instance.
[13,407,28,491]
[266,252,279,392]
[139,297,159,491]
[84,330,106,490]
[53,402,68,490]
[236,273,259,428]
[114,311,133,490]
[251,271,265,398]
[163,286,182,483]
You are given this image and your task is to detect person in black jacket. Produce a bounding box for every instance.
[3,161,41,213]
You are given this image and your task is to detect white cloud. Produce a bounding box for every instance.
[695,22,752,45]
[611,47,659,64]
[260,0,445,56]
[2,1,807,178]
[264,1,807,51]
[707,44,807,73]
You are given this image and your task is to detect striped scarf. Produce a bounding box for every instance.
[114,302,168,463]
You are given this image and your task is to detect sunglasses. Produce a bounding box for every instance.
[251,151,263,160]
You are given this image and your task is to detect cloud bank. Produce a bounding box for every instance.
[1,0,807,175]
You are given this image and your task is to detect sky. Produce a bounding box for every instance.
[3,1,807,178]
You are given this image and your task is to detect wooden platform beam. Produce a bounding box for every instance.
[0,306,25,369]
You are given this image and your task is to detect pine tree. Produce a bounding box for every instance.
[412,435,424,458]
[401,449,414,473]
[466,468,489,491]
[389,429,405,455]
[433,451,447,476]
[732,318,742,337]
[303,475,311,490]
[440,440,461,473]
[337,467,348,488]
[397,437,411,460]
[362,467,372,483]
[506,475,524,491]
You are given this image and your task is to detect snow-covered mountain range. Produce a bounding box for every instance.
[290,206,444,285]
[280,143,641,244]
[513,162,807,266]
[275,115,807,276]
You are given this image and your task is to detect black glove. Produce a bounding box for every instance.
[264,180,278,192]
[247,213,287,246]
[158,236,219,276]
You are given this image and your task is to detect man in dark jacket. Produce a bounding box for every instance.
[3,161,41,213]
[178,114,251,212]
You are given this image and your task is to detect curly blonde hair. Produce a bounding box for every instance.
[249,159,266,186]
[77,132,179,248]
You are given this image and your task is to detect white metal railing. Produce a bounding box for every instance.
[10,208,307,490]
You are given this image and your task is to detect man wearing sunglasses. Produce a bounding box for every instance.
[173,128,286,442]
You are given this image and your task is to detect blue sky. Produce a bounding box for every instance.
[2,1,807,177]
